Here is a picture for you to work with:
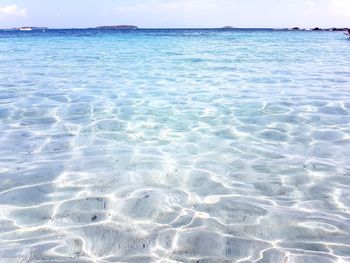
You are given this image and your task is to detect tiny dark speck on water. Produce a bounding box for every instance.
[91,215,97,221]
[143,244,146,248]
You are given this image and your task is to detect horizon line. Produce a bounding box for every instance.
[1,26,349,30]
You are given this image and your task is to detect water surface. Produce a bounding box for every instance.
[0,29,350,262]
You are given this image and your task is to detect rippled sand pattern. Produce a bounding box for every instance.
[0,30,350,262]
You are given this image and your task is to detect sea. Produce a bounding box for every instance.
[0,29,350,262]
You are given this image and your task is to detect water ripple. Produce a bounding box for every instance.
[0,30,349,262]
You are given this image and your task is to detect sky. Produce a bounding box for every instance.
[0,0,349,28]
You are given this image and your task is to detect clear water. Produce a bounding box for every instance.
[0,29,350,263]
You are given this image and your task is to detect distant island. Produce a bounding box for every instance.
[95,25,138,30]
[219,26,348,31]
[287,27,348,31]
[221,26,236,29]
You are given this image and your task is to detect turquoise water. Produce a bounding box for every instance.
[0,29,350,262]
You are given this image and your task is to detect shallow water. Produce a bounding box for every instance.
[0,29,350,262]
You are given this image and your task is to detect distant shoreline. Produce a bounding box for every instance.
[0,26,348,31]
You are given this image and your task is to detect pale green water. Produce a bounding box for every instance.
[0,29,350,262]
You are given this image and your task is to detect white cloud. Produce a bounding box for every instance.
[304,1,315,7]
[115,0,226,14]
[113,0,236,27]
[330,0,350,17]
[0,4,27,17]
